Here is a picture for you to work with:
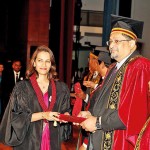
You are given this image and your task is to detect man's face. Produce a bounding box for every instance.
[12,61,22,72]
[108,32,135,62]
[89,55,98,73]
[98,62,105,75]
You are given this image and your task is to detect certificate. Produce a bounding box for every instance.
[58,114,86,123]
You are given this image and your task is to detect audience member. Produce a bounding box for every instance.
[1,59,25,117]
[77,15,150,150]
[78,48,112,150]
[76,48,112,109]
[0,45,71,150]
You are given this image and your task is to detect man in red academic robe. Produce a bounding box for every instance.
[77,15,150,150]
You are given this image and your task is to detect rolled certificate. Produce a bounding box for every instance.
[58,114,86,123]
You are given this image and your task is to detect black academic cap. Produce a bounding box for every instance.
[89,49,100,59]
[95,47,111,65]
[111,14,144,39]
[93,49,100,56]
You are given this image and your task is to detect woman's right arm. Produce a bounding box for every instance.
[31,111,60,122]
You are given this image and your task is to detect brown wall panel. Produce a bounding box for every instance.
[28,0,50,43]
[26,0,50,63]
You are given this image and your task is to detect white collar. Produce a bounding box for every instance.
[102,76,105,80]
[14,71,20,75]
[116,52,133,70]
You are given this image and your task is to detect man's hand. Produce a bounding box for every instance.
[75,90,86,100]
[73,111,91,126]
[83,81,96,88]
[77,111,91,118]
[70,90,86,100]
[80,115,97,132]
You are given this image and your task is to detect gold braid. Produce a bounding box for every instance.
[134,116,150,150]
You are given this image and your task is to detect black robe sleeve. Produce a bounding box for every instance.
[0,81,32,146]
[56,81,71,114]
[53,81,72,142]
[101,109,126,131]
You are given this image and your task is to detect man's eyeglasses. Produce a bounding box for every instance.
[106,40,131,46]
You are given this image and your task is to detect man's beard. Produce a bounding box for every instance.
[110,49,119,60]
[110,53,118,59]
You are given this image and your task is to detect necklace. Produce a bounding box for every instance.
[37,82,48,90]
[30,73,56,113]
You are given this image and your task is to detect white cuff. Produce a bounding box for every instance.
[84,94,89,103]
[83,143,88,148]
[94,84,98,89]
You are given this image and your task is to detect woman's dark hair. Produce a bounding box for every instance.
[26,45,57,79]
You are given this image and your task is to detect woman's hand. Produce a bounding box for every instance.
[42,111,60,121]
[31,111,59,122]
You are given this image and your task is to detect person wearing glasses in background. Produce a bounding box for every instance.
[76,15,150,150]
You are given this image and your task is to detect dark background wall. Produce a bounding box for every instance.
[0,0,75,88]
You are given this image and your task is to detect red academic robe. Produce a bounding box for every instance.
[112,57,150,149]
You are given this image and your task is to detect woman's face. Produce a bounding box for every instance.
[34,51,51,76]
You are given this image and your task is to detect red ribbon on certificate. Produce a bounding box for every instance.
[59,114,86,123]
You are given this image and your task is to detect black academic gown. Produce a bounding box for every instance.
[0,79,71,150]
[87,67,125,150]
